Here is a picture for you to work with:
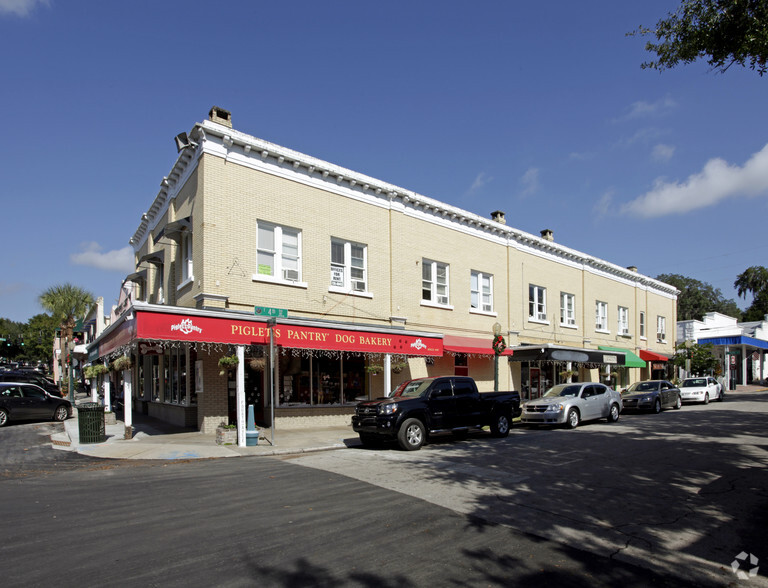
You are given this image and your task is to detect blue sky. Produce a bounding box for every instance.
[1,0,766,323]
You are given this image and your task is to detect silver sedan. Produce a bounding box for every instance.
[521,382,622,429]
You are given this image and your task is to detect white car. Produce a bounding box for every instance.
[679,377,723,404]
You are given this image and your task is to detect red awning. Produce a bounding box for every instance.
[639,349,669,362]
[443,335,513,356]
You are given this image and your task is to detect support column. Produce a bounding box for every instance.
[742,344,748,386]
[384,354,391,397]
[236,345,246,448]
[123,370,133,439]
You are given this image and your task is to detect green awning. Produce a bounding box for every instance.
[598,346,646,368]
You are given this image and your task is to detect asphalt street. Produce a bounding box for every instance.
[0,421,712,588]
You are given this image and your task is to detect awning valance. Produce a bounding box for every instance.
[443,335,513,356]
[638,349,669,362]
[598,346,646,368]
[509,344,625,366]
[699,335,768,350]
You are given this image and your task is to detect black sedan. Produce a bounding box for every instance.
[621,380,682,413]
[0,383,72,426]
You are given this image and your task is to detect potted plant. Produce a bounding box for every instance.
[83,364,108,379]
[391,361,408,374]
[559,369,577,382]
[216,422,238,445]
[248,357,267,371]
[111,355,133,372]
[365,364,384,376]
[218,354,239,376]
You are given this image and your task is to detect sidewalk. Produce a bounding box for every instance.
[51,395,361,460]
[51,384,765,461]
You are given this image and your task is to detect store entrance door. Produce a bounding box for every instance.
[530,368,543,399]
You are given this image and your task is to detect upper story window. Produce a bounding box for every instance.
[529,285,547,322]
[470,271,493,313]
[255,222,302,284]
[639,311,646,339]
[330,238,367,293]
[657,316,667,342]
[595,301,608,332]
[618,306,629,335]
[180,232,193,284]
[560,292,576,327]
[422,259,450,306]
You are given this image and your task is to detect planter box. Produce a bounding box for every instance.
[216,427,238,445]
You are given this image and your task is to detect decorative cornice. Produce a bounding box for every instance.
[130,117,678,299]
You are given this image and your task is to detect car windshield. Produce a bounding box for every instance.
[543,384,581,398]
[393,379,435,398]
[682,378,707,387]
[625,382,657,393]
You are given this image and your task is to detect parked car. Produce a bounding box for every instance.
[0,383,72,427]
[352,376,521,450]
[680,376,723,404]
[521,382,622,429]
[0,370,62,397]
[621,380,682,413]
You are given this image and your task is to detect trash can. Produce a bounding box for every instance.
[78,402,106,443]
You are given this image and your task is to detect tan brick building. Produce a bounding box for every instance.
[91,107,677,434]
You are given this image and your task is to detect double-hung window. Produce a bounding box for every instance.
[595,301,608,331]
[180,231,193,284]
[657,316,667,342]
[256,222,302,283]
[470,271,493,313]
[560,292,576,326]
[529,285,547,322]
[617,306,629,335]
[422,259,449,306]
[639,311,646,339]
[330,238,367,293]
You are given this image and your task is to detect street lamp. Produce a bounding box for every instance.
[492,322,504,392]
[684,339,694,377]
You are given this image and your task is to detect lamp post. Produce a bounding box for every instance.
[492,322,503,392]
[684,339,694,378]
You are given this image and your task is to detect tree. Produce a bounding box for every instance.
[656,273,741,321]
[631,0,768,76]
[39,284,95,383]
[23,313,59,367]
[671,341,720,375]
[734,265,768,320]
[0,318,24,363]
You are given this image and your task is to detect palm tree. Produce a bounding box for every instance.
[39,284,95,396]
[734,266,768,321]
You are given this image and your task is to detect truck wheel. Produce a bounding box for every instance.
[397,418,425,451]
[566,408,580,429]
[490,413,510,437]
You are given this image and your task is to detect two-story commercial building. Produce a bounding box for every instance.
[89,107,677,435]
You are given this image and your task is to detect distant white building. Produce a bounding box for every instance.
[677,312,768,387]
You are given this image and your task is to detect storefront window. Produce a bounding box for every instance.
[277,354,365,406]
[160,346,190,405]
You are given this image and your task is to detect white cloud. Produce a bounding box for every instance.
[593,190,615,219]
[651,143,675,163]
[624,96,677,120]
[0,0,49,17]
[519,167,540,197]
[70,242,134,272]
[622,143,768,218]
[466,171,493,195]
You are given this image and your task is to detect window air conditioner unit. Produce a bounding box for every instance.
[283,269,299,281]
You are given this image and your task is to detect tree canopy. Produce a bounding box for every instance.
[734,265,768,320]
[38,283,95,343]
[671,341,721,375]
[631,0,768,76]
[656,273,741,321]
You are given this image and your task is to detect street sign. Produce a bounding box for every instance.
[254,306,288,318]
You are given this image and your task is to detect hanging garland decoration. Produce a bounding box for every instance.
[492,334,507,356]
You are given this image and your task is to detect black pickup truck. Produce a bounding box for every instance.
[351,376,521,450]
